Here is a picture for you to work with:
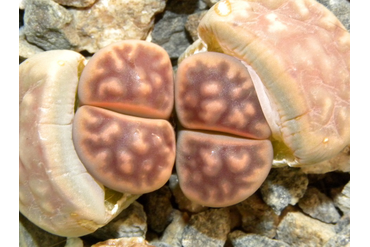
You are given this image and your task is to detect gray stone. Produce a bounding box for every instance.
[151,0,207,62]
[182,208,231,247]
[276,211,336,247]
[260,167,309,215]
[19,213,66,247]
[298,186,341,223]
[142,186,174,233]
[22,0,166,53]
[235,193,279,238]
[324,216,350,247]
[19,27,44,62]
[92,201,147,240]
[316,0,350,31]
[23,0,80,50]
[333,181,350,215]
[228,231,290,247]
[150,210,188,247]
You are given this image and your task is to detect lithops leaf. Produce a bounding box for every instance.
[74,40,176,195]
[176,130,273,207]
[78,40,174,119]
[175,52,273,207]
[176,52,271,139]
[73,105,176,195]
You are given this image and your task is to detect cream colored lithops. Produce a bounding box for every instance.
[175,52,273,207]
[19,50,139,237]
[196,0,350,167]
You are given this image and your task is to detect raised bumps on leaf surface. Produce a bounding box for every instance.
[73,40,176,195]
[175,52,273,207]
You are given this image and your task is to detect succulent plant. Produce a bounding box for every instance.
[175,52,273,207]
[19,0,350,237]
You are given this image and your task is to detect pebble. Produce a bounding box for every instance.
[260,167,309,215]
[181,208,230,247]
[151,0,207,62]
[141,186,174,233]
[150,210,188,247]
[276,211,336,247]
[228,230,290,247]
[23,0,79,50]
[21,0,166,53]
[298,186,341,223]
[333,181,350,215]
[324,215,350,247]
[235,193,279,238]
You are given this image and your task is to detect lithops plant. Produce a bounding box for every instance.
[175,52,273,207]
[184,0,350,167]
[73,40,176,195]
[19,40,176,237]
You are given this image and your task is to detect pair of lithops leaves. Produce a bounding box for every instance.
[19,0,349,237]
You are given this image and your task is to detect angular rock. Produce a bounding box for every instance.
[23,0,80,50]
[333,181,350,215]
[235,193,279,238]
[22,0,166,53]
[260,167,309,215]
[150,210,188,247]
[92,201,147,240]
[276,211,336,247]
[298,187,341,223]
[19,28,44,62]
[69,0,166,53]
[324,215,350,247]
[141,186,174,233]
[151,0,207,62]
[182,208,231,247]
[228,231,290,247]
[324,215,351,247]
[53,0,97,8]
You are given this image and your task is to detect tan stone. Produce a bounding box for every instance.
[69,0,166,53]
